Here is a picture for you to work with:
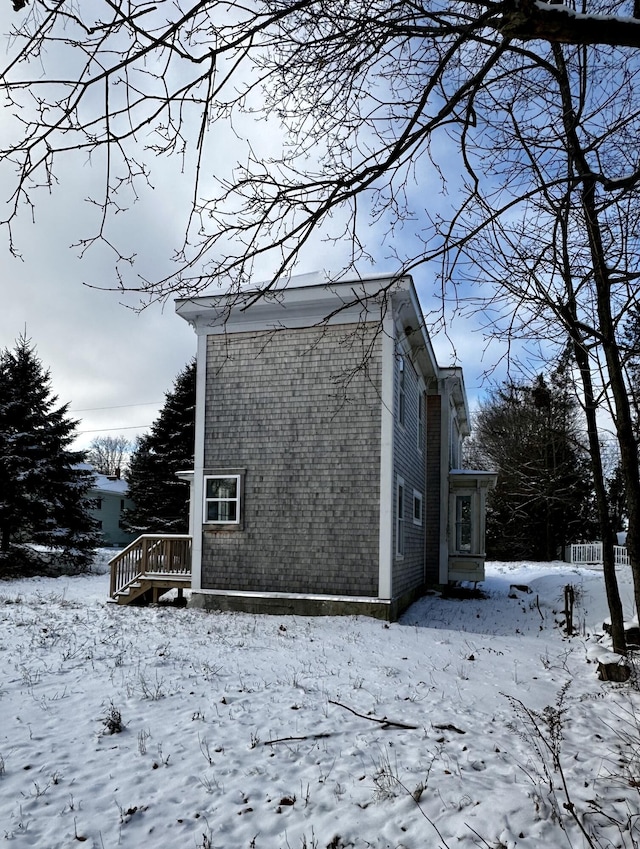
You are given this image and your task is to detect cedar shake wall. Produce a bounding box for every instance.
[200,324,382,596]
[425,394,442,584]
[391,354,426,598]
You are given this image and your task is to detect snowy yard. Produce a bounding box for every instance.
[1,555,639,849]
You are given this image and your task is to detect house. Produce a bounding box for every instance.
[87,470,137,548]
[171,272,496,620]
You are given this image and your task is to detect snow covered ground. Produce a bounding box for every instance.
[1,555,639,849]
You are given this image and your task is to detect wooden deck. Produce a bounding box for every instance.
[109,535,192,605]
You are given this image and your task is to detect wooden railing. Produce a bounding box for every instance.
[109,535,192,598]
[570,542,603,565]
[569,542,629,568]
[614,545,630,567]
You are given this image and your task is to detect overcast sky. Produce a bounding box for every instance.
[0,4,510,455]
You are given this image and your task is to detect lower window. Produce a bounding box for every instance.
[455,494,472,552]
[204,475,241,524]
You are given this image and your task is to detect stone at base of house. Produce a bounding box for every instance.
[189,584,427,622]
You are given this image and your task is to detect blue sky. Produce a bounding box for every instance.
[0,3,512,451]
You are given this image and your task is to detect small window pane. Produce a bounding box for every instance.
[207,500,237,523]
[455,495,472,552]
[206,478,237,499]
[413,491,423,526]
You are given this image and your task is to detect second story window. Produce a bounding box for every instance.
[398,357,406,427]
[417,391,425,451]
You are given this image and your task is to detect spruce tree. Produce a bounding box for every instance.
[123,360,195,535]
[0,336,99,570]
[467,367,597,561]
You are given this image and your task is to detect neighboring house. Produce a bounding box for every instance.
[174,272,496,620]
[87,470,137,547]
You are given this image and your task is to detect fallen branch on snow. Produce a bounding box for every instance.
[329,699,418,730]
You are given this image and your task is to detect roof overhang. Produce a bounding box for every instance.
[449,470,498,490]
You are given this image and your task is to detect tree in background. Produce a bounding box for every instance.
[87,435,131,477]
[123,361,195,535]
[2,0,640,302]
[0,336,99,570]
[4,0,640,648]
[467,369,596,562]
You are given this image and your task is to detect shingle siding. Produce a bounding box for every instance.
[392,352,426,597]
[201,324,382,596]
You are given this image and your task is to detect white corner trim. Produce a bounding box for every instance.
[191,333,208,592]
[378,311,395,600]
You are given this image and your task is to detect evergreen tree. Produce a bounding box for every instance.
[0,336,99,569]
[467,367,597,561]
[123,360,195,534]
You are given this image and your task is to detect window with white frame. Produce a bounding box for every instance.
[204,475,241,524]
[455,494,472,552]
[396,477,405,557]
[413,490,423,526]
[398,357,406,427]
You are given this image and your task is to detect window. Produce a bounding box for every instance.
[455,494,472,552]
[120,499,126,510]
[413,490,423,526]
[417,391,425,451]
[204,475,241,524]
[396,477,405,557]
[95,498,103,511]
[398,357,406,427]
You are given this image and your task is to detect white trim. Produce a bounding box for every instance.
[378,310,395,600]
[439,381,451,584]
[175,275,407,336]
[191,332,208,592]
[396,475,406,558]
[192,588,391,605]
[203,474,241,524]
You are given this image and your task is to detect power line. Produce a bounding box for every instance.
[70,401,162,413]
[77,424,152,434]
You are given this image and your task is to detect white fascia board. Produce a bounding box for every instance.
[449,470,498,489]
[175,275,406,335]
[439,367,471,436]
[391,282,440,383]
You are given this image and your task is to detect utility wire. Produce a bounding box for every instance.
[71,401,161,413]
[77,424,152,434]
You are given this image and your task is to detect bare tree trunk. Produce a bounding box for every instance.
[580,183,640,622]
[552,43,637,641]
[570,331,627,654]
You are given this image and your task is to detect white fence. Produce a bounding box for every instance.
[569,542,629,567]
